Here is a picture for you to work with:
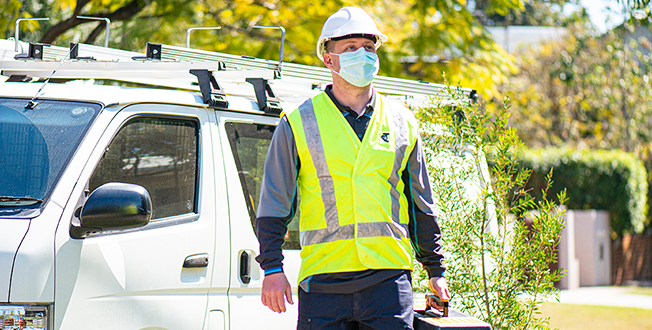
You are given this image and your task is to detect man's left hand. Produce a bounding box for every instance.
[428,276,450,309]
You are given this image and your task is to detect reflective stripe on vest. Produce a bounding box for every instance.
[297,98,409,247]
[388,102,410,238]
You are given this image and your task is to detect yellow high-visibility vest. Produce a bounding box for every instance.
[284,92,419,282]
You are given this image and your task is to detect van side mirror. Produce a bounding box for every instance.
[70,183,152,239]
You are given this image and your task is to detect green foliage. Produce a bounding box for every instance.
[473,0,579,27]
[415,88,566,330]
[2,0,574,101]
[0,0,47,45]
[507,21,652,153]
[0,0,23,38]
[504,18,652,234]
[617,0,652,20]
[505,9,652,234]
[520,147,648,235]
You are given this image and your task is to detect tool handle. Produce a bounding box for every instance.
[427,279,450,317]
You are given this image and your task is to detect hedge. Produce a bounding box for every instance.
[518,147,648,235]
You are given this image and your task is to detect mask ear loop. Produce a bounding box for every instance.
[325,52,341,75]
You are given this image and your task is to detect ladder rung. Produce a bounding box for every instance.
[151,43,470,99]
[42,47,69,61]
[3,38,475,104]
[3,60,219,80]
[17,42,143,62]
[156,44,280,73]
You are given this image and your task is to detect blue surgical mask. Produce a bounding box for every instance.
[330,47,380,87]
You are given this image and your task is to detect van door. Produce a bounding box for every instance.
[212,111,302,329]
[54,104,218,330]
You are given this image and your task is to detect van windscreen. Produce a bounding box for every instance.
[0,98,101,216]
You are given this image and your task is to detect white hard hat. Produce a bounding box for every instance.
[316,6,389,60]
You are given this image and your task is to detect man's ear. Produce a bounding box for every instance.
[323,53,334,70]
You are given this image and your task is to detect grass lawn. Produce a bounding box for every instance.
[627,287,652,296]
[538,303,652,330]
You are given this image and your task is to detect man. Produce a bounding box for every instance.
[255,6,450,329]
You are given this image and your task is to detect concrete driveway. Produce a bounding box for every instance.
[556,286,652,310]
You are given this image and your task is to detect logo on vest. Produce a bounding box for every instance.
[381,132,390,143]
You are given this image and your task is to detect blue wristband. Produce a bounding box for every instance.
[264,267,283,276]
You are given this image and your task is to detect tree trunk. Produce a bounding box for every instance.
[620,67,631,152]
[548,70,561,143]
[40,0,145,45]
[39,0,90,44]
[84,23,106,45]
[40,17,84,44]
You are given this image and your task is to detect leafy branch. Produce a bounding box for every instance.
[415,85,567,330]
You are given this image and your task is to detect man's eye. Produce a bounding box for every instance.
[365,46,374,51]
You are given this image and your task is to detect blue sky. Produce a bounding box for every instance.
[574,0,626,32]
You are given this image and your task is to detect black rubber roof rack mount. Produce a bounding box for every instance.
[190,69,229,110]
[246,77,283,115]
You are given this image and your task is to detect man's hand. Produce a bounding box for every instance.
[427,276,450,311]
[429,276,450,300]
[261,272,294,313]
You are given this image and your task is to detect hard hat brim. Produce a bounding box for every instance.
[317,32,388,61]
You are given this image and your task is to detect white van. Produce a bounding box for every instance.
[0,39,480,330]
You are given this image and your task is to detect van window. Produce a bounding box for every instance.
[89,116,198,220]
[0,98,100,217]
[225,122,300,250]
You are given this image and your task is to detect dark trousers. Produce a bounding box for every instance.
[297,272,414,330]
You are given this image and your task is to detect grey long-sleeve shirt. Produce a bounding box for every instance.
[255,86,445,293]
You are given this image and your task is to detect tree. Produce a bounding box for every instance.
[2,0,196,50]
[472,0,579,27]
[504,15,652,231]
[413,87,566,330]
[0,0,35,42]
[3,0,555,100]
[506,21,652,153]
[39,0,145,44]
[617,0,652,18]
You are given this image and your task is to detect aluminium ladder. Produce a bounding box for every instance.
[3,39,475,113]
[145,42,476,101]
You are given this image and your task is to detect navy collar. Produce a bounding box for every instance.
[324,85,375,119]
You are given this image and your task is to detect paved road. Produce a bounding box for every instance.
[554,286,652,310]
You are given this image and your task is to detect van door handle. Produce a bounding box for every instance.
[183,253,209,268]
[239,250,251,284]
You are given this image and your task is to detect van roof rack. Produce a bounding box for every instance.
[3,38,476,113]
[13,41,142,62]
[141,42,475,100]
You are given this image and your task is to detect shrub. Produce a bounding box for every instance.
[415,89,566,330]
[519,147,648,235]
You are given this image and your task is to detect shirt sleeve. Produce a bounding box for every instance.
[254,116,299,274]
[404,136,446,278]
